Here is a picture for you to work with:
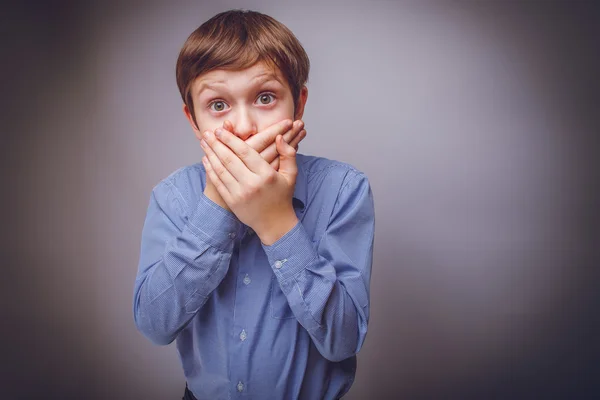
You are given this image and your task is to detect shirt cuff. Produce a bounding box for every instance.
[262,221,318,282]
[186,193,240,251]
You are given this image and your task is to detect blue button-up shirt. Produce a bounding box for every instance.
[133,153,375,400]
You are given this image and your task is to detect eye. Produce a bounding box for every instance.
[209,100,229,112]
[256,93,275,105]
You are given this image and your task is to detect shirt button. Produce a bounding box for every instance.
[229,232,236,239]
[240,329,247,341]
[243,274,251,285]
[237,381,244,392]
[274,260,283,269]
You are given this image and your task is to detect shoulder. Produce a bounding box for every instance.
[298,153,369,191]
[150,163,205,221]
[296,154,373,238]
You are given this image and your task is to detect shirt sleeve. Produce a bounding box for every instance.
[261,171,375,362]
[133,184,240,345]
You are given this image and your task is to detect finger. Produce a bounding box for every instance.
[283,120,303,143]
[213,127,270,176]
[223,120,234,132]
[270,156,280,171]
[287,129,306,153]
[267,127,305,171]
[259,120,304,163]
[246,118,294,154]
[200,135,241,193]
[280,120,301,145]
[202,155,234,204]
[263,120,303,158]
[276,134,298,181]
[203,128,258,182]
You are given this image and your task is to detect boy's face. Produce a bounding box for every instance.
[184,61,307,142]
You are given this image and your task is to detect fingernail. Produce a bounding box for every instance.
[204,131,212,139]
[214,128,222,138]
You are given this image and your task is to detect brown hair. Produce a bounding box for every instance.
[176,9,310,127]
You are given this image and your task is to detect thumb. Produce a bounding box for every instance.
[275,134,297,180]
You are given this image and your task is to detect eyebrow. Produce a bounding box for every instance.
[195,80,227,96]
[195,72,284,97]
[250,72,284,86]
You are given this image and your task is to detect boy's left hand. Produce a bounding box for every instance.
[200,128,299,245]
[222,119,306,171]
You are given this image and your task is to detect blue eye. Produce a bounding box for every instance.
[256,93,275,105]
[209,101,228,112]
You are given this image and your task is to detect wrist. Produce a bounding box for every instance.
[204,184,231,212]
[256,211,299,246]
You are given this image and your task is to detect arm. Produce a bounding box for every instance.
[262,171,375,362]
[133,185,239,345]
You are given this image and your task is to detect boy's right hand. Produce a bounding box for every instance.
[229,119,305,170]
[203,118,306,212]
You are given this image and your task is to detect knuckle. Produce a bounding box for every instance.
[248,179,260,193]
[233,190,242,200]
[221,155,232,167]
[230,196,241,208]
[293,120,303,133]
[238,145,250,158]
[238,191,251,203]
[216,166,227,179]
[280,120,292,134]
[265,170,277,183]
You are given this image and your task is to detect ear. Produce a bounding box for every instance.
[294,86,308,120]
[183,104,202,141]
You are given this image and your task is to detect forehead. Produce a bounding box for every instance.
[192,61,287,95]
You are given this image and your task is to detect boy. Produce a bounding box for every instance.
[133,9,375,400]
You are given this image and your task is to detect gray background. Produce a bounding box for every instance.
[3,1,599,399]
